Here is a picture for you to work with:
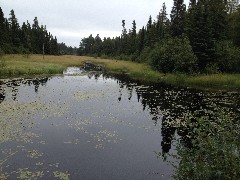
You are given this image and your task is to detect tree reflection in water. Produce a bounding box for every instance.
[0,77,49,102]
[107,73,240,156]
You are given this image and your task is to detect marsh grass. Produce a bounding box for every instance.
[1,54,240,91]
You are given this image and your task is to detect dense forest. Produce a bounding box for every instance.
[0,7,76,55]
[78,0,240,74]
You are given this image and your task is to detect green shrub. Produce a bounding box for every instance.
[205,63,220,74]
[148,37,198,74]
[0,48,6,69]
[215,41,240,73]
[138,46,152,63]
[173,114,240,180]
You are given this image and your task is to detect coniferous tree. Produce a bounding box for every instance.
[189,0,215,71]
[8,9,21,47]
[145,15,153,47]
[170,0,186,37]
[20,22,30,51]
[31,17,40,53]
[130,20,137,54]
[232,6,240,46]
[93,34,102,56]
[138,26,145,53]
[0,7,5,47]
[208,0,228,41]
[157,3,170,40]
[121,20,128,54]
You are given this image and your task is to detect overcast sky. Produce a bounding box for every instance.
[1,0,189,47]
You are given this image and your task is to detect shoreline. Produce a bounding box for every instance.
[0,54,240,91]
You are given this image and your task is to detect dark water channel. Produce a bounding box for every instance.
[0,67,240,179]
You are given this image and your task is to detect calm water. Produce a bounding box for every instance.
[0,67,240,179]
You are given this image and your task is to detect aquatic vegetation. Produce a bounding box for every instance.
[0,101,69,144]
[27,149,43,159]
[0,69,239,179]
[53,171,70,180]
[73,90,103,101]
[17,168,44,179]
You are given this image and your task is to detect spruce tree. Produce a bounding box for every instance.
[31,17,40,53]
[121,20,128,54]
[157,3,169,40]
[232,6,240,46]
[8,9,21,47]
[130,20,137,54]
[189,0,215,71]
[208,0,228,41]
[145,16,153,47]
[0,7,5,47]
[170,0,186,37]
[138,26,145,53]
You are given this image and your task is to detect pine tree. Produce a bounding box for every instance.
[170,0,186,37]
[156,3,170,40]
[189,0,215,71]
[232,6,240,46]
[138,26,145,53]
[121,20,128,54]
[50,36,59,55]
[93,34,102,56]
[130,20,137,54]
[145,16,153,47]
[8,9,21,47]
[0,7,5,47]
[31,17,40,53]
[20,22,29,50]
[208,0,228,41]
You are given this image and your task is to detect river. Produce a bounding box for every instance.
[0,67,239,179]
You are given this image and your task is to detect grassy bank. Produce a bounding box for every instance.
[0,54,240,91]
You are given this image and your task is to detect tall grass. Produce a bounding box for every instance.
[1,54,240,91]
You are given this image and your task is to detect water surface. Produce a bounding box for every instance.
[0,67,239,179]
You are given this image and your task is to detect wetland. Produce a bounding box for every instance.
[0,66,240,179]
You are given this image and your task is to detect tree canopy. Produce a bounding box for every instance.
[0,7,59,55]
[78,0,240,74]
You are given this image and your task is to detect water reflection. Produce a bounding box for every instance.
[2,72,239,156]
[1,68,240,179]
[105,73,240,154]
[0,77,49,102]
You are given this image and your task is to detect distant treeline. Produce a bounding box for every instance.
[78,0,240,74]
[0,7,76,55]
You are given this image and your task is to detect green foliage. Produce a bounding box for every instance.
[0,48,6,68]
[232,7,240,47]
[149,37,197,73]
[170,0,186,37]
[215,41,240,72]
[174,114,240,180]
[0,7,59,55]
[204,63,220,74]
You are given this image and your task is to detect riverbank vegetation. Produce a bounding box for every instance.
[78,0,240,75]
[172,113,240,179]
[1,54,240,91]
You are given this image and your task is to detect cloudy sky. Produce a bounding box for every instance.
[1,0,189,47]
